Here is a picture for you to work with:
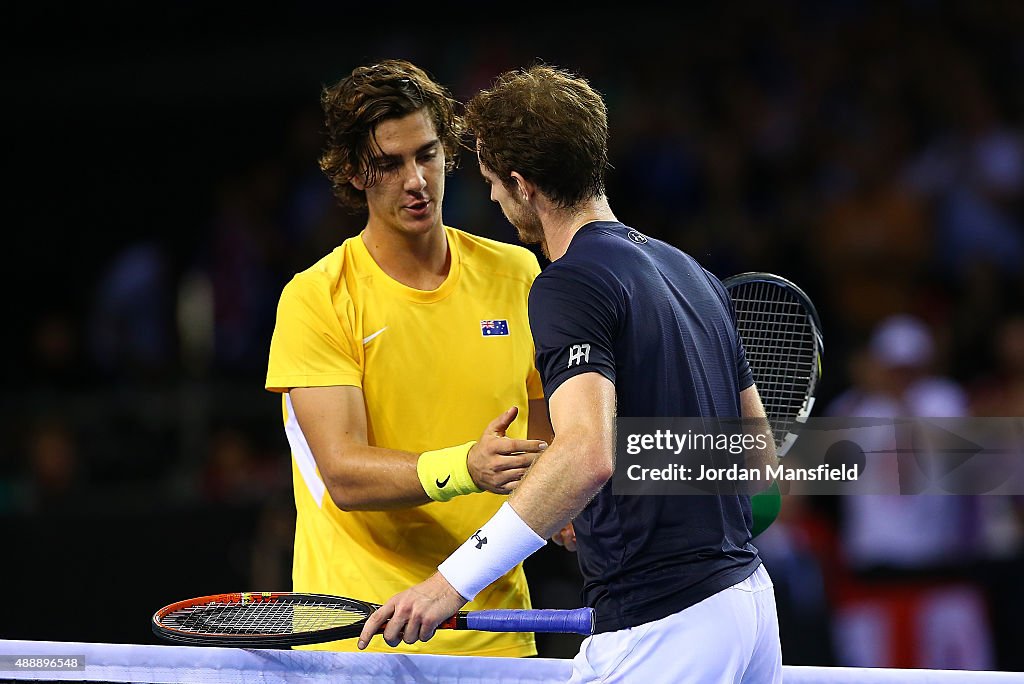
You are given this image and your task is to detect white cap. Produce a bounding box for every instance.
[869,314,934,368]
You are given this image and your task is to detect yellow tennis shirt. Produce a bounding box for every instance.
[266,226,543,655]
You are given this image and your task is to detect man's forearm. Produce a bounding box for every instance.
[435,429,611,603]
[507,435,611,538]
[318,444,431,510]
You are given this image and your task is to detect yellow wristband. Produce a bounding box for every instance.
[418,441,481,502]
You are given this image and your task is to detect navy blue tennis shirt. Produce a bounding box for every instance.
[529,221,761,633]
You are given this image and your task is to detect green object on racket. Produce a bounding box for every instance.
[152,592,594,648]
[723,272,824,537]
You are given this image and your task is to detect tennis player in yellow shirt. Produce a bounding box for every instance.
[265,60,551,656]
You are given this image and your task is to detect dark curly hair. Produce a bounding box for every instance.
[464,64,609,209]
[319,60,463,212]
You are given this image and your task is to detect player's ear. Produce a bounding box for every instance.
[350,174,366,191]
[510,172,533,201]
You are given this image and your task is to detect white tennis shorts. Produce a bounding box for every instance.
[567,564,782,683]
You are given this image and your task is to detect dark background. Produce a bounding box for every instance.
[3,0,1024,669]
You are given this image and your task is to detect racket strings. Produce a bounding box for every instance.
[162,599,367,635]
[730,281,817,448]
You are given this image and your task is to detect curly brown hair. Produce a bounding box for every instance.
[464,64,609,209]
[319,59,463,212]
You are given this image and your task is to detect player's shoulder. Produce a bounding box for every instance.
[448,226,541,280]
[530,248,616,307]
[699,265,731,297]
[549,221,637,273]
[279,238,358,303]
[537,224,623,280]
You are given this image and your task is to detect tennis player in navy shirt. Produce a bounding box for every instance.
[360,65,783,683]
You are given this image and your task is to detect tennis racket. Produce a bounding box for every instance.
[153,592,594,647]
[723,272,824,457]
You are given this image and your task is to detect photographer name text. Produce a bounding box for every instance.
[626,463,860,482]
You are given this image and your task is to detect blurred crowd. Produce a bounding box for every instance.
[4,0,1023,670]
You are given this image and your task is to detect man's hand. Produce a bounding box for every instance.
[357,573,468,649]
[551,521,577,551]
[468,407,547,494]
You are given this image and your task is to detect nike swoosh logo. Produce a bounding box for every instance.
[436,474,451,488]
[362,327,388,345]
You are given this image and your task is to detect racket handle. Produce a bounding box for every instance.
[458,608,594,635]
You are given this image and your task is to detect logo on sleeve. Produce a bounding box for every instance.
[627,230,648,244]
[472,530,488,549]
[480,319,510,336]
[567,343,591,368]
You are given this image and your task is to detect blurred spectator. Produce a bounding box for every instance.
[826,313,995,669]
[193,165,289,377]
[200,425,282,505]
[18,417,88,515]
[89,241,176,383]
[905,58,1024,281]
[176,268,215,378]
[278,105,355,272]
[815,124,932,342]
[828,314,971,568]
[27,310,89,390]
[969,313,1024,418]
[830,313,966,422]
[965,312,1024,669]
[946,261,1013,383]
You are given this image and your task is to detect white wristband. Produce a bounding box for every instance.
[438,502,546,601]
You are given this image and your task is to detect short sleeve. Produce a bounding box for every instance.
[522,251,546,401]
[265,273,363,392]
[528,267,618,399]
[526,365,544,401]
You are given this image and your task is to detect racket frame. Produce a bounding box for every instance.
[722,271,824,457]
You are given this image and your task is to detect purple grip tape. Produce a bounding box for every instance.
[464,608,594,635]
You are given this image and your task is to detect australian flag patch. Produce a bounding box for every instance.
[480,319,510,336]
